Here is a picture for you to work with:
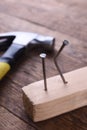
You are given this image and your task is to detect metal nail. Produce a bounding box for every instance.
[40,53,47,91]
[55,40,69,58]
[54,40,69,84]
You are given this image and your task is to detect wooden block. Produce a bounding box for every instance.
[22,67,87,122]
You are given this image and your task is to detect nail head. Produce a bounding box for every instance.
[40,53,46,58]
[63,40,69,46]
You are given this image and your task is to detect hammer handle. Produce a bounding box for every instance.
[0,62,10,80]
[0,43,25,80]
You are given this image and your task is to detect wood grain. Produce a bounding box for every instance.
[0,0,87,42]
[0,106,35,130]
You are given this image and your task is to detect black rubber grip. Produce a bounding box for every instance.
[0,43,25,66]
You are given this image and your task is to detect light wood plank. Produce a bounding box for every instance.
[22,67,87,122]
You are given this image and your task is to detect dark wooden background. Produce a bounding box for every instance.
[0,0,87,130]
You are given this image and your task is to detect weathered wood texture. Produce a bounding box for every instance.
[0,0,87,130]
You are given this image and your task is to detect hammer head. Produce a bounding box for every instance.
[0,32,55,80]
[0,32,55,52]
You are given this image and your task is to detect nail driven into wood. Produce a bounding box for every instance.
[54,40,69,84]
[54,60,67,84]
[40,53,47,91]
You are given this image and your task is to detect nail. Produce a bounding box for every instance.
[54,59,68,84]
[55,40,69,58]
[54,40,69,84]
[40,53,47,91]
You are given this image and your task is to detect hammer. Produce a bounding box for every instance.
[0,32,55,80]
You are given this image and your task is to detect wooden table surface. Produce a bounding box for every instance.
[0,0,87,130]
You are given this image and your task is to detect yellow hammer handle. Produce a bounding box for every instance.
[0,62,11,80]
